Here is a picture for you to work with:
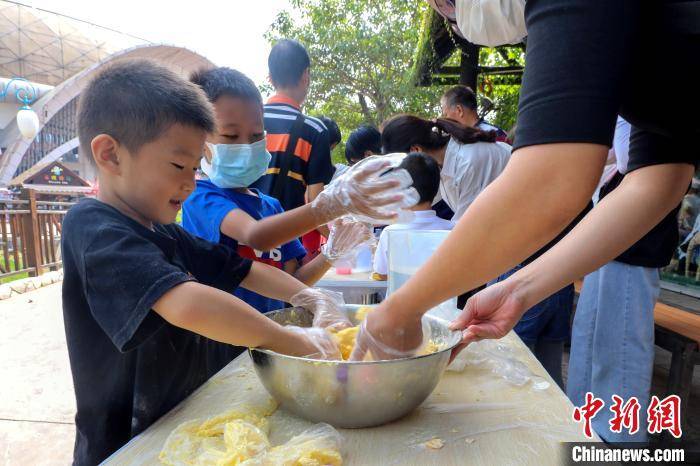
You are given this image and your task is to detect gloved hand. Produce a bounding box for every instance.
[349,307,432,361]
[311,156,419,225]
[284,326,342,360]
[289,288,352,332]
[321,217,376,263]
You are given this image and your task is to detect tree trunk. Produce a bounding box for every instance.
[357,93,373,123]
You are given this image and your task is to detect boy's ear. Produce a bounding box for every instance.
[91,134,122,175]
[301,68,310,89]
[409,144,422,153]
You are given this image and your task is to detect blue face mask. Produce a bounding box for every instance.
[201,138,271,188]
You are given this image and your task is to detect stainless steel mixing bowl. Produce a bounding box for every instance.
[249,305,461,428]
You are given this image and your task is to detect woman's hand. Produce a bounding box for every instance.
[448,278,528,357]
[349,301,426,361]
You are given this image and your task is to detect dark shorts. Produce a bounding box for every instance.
[495,265,574,344]
[514,0,700,171]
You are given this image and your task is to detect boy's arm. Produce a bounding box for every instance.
[242,261,351,331]
[283,255,331,286]
[240,261,307,302]
[221,204,324,252]
[306,184,330,238]
[153,281,337,358]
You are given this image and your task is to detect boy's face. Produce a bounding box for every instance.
[114,123,206,226]
[209,95,264,146]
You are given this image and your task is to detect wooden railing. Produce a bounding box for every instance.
[0,190,75,281]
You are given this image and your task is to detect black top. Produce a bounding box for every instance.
[514,0,700,170]
[599,172,680,268]
[253,100,335,211]
[61,199,252,465]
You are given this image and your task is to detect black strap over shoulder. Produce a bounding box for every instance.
[272,113,306,201]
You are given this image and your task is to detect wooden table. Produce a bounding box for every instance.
[104,331,596,465]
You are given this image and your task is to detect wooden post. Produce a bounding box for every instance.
[21,189,43,276]
[459,42,481,91]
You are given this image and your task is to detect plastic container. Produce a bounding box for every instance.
[387,230,459,316]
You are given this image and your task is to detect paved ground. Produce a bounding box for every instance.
[2,283,699,465]
[1,283,75,466]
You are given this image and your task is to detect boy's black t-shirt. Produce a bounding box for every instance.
[61,198,252,465]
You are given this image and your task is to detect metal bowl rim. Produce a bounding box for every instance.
[249,329,461,365]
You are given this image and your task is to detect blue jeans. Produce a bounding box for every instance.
[567,261,659,443]
[495,266,574,388]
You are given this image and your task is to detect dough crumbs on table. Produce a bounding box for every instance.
[424,438,444,450]
[465,438,476,444]
[450,428,459,433]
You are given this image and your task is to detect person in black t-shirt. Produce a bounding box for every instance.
[63,59,345,465]
[350,0,699,365]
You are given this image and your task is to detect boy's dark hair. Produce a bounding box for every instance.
[345,125,381,163]
[190,67,262,106]
[268,39,310,88]
[442,85,478,111]
[318,116,341,147]
[398,152,441,204]
[78,59,215,162]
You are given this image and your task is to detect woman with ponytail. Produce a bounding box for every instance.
[381,114,510,221]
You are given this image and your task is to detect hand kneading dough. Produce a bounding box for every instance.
[329,306,441,361]
[159,400,343,466]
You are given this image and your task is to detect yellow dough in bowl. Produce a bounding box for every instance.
[331,326,360,360]
[330,306,442,361]
[353,305,373,322]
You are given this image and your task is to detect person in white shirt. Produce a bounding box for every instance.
[373,152,454,280]
[440,85,511,143]
[380,115,510,221]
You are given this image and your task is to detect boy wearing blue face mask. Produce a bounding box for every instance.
[183,68,373,313]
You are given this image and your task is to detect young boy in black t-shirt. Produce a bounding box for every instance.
[61,60,344,465]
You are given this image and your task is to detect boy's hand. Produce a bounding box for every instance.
[321,217,375,263]
[278,326,341,360]
[311,157,419,224]
[290,288,352,331]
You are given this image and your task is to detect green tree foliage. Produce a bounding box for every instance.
[267,0,522,162]
[267,0,443,162]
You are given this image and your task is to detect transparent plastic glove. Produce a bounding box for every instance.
[284,326,342,360]
[350,314,432,361]
[289,288,352,331]
[311,154,420,225]
[321,217,376,263]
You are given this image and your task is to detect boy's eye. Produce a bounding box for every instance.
[171,162,184,170]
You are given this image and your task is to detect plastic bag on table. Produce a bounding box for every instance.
[240,423,344,466]
[159,400,278,466]
[447,339,550,390]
